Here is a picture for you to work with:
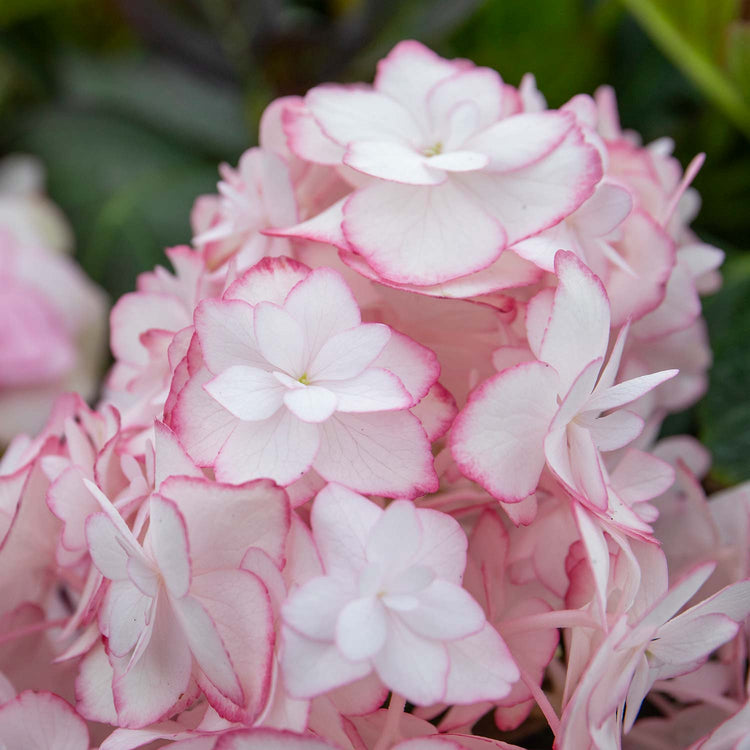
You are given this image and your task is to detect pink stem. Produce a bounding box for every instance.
[0,617,68,646]
[519,664,560,736]
[373,693,407,750]
[502,609,599,635]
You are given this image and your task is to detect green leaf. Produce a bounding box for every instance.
[13,108,219,299]
[620,0,750,138]
[698,253,750,486]
[728,21,750,97]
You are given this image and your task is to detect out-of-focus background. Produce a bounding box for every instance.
[1,0,748,485]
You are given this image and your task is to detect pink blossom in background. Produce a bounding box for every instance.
[0,156,108,443]
[0,39,747,750]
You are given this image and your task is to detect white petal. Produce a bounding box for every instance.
[321,368,411,413]
[283,386,338,423]
[401,580,485,640]
[450,362,559,502]
[373,616,449,706]
[336,596,388,661]
[308,324,391,382]
[205,366,285,421]
[344,141,445,185]
[253,302,307,376]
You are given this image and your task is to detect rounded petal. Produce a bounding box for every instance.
[401,580,485,640]
[373,616,449,706]
[214,410,320,486]
[450,362,559,502]
[343,181,505,285]
[315,411,437,499]
[0,691,89,750]
[280,625,371,699]
[284,386,338,423]
[205,366,285,421]
[336,596,388,661]
[308,323,391,382]
[311,483,382,578]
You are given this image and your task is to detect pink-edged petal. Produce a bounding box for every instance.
[171,593,243,705]
[306,85,423,147]
[573,180,633,236]
[205,366,285,421]
[171,367,240,467]
[336,596,388,661]
[373,616,449,706]
[402,580,485,640]
[454,128,602,245]
[111,600,192,728]
[524,287,554,359]
[585,369,679,413]
[282,99,345,165]
[224,256,311,308]
[567,422,608,509]
[308,323,391,381]
[215,728,340,750]
[370,330,439,403]
[159,476,290,571]
[375,40,460,133]
[149,495,191,599]
[610,449,675,505]
[194,299,265,374]
[450,362,559,502]
[588,409,644,452]
[271,198,350,251]
[466,112,571,171]
[411,382,458,442]
[572,504,610,617]
[283,575,355,640]
[110,292,187,366]
[321,368,411,413]
[214,410,320,486]
[75,643,117,724]
[102,580,153,657]
[191,569,275,722]
[650,613,739,679]
[281,625,372,699]
[442,623,519,705]
[635,562,717,635]
[344,141,445,185]
[343,180,505,285]
[254,302,307,375]
[153,421,203,487]
[428,66,504,136]
[284,385,338,423]
[0,690,89,750]
[539,251,610,393]
[85,512,132,581]
[283,268,362,359]
[315,411,437,498]
[311,483,382,577]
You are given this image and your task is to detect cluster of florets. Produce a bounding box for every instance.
[1,41,748,750]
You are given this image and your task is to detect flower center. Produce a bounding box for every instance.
[423,142,443,157]
[297,373,310,385]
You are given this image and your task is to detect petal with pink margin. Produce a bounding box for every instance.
[450,361,559,502]
[315,411,437,498]
[0,690,89,750]
[343,180,505,285]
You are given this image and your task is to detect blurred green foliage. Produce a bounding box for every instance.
[0,0,748,485]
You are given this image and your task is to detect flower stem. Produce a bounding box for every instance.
[373,692,407,750]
